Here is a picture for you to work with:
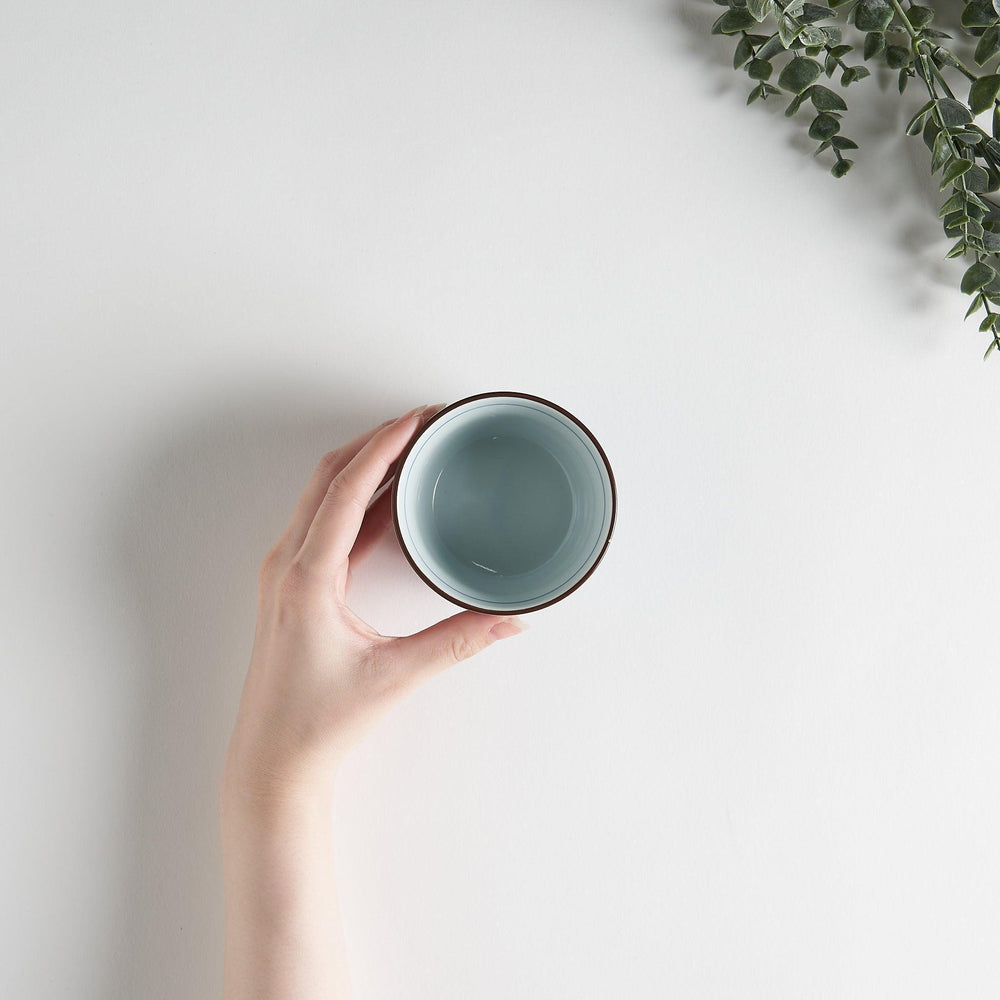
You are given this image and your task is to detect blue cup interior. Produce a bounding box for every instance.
[393,395,615,613]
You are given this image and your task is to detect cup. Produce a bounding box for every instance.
[391,391,617,614]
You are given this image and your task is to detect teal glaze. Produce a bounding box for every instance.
[395,396,614,613]
[431,434,574,578]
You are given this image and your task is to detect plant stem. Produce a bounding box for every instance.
[887,0,1000,113]
[886,0,918,41]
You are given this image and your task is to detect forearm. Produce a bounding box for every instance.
[221,778,351,999]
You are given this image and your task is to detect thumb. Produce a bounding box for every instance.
[387,610,528,680]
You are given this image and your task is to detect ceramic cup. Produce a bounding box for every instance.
[391,391,617,614]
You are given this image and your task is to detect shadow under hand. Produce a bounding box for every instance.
[100,376,409,998]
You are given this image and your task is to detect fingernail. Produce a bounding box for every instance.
[489,618,527,640]
[393,406,423,426]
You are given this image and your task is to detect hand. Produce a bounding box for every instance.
[222,403,527,810]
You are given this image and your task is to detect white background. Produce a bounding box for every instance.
[2,1,999,997]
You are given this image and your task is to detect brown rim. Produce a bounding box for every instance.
[390,390,618,615]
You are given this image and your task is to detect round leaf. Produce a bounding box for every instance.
[941,158,975,189]
[969,74,1000,115]
[886,45,910,70]
[937,97,974,128]
[810,85,848,111]
[962,261,996,293]
[779,56,823,94]
[854,0,892,32]
[809,112,841,140]
[713,9,757,35]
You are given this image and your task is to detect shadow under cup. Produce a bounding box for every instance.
[391,392,617,614]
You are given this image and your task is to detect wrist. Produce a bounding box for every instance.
[220,747,337,840]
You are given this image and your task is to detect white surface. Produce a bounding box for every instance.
[2,1,999,997]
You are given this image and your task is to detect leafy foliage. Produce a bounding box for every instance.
[709,0,1000,359]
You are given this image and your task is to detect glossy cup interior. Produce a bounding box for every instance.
[392,393,615,613]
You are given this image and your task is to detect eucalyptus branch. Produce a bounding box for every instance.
[707,0,1000,358]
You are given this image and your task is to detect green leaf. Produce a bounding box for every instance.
[734,35,755,69]
[937,97,974,127]
[713,9,758,34]
[939,191,966,217]
[970,74,1000,114]
[747,58,773,79]
[842,65,871,86]
[975,25,1000,66]
[961,261,996,293]
[831,157,853,177]
[746,0,772,21]
[809,112,841,140]
[963,0,997,29]
[810,84,848,111]
[800,3,833,22]
[966,165,993,191]
[924,115,941,151]
[864,31,885,60]
[941,158,975,188]
[967,293,985,318]
[757,35,786,61]
[885,45,910,70]
[799,25,826,47]
[785,91,809,116]
[778,56,823,93]
[932,131,951,173]
[906,100,935,136]
[854,0,893,32]
[985,338,998,359]
[899,67,911,94]
[829,44,853,58]
[946,239,968,259]
[944,211,970,236]
[983,229,1000,251]
[747,83,766,104]
[907,5,935,28]
[778,15,801,47]
[954,130,984,145]
[830,135,859,150]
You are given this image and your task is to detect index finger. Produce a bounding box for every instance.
[295,406,429,575]
[277,415,398,555]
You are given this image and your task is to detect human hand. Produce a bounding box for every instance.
[221,403,527,811]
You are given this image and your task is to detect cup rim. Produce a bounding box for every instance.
[390,390,617,615]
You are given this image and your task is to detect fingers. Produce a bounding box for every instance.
[278,403,444,557]
[383,610,527,683]
[296,407,429,576]
[349,483,394,568]
[278,415,398,555]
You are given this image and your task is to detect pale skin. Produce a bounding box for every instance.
[220,403,527,999]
